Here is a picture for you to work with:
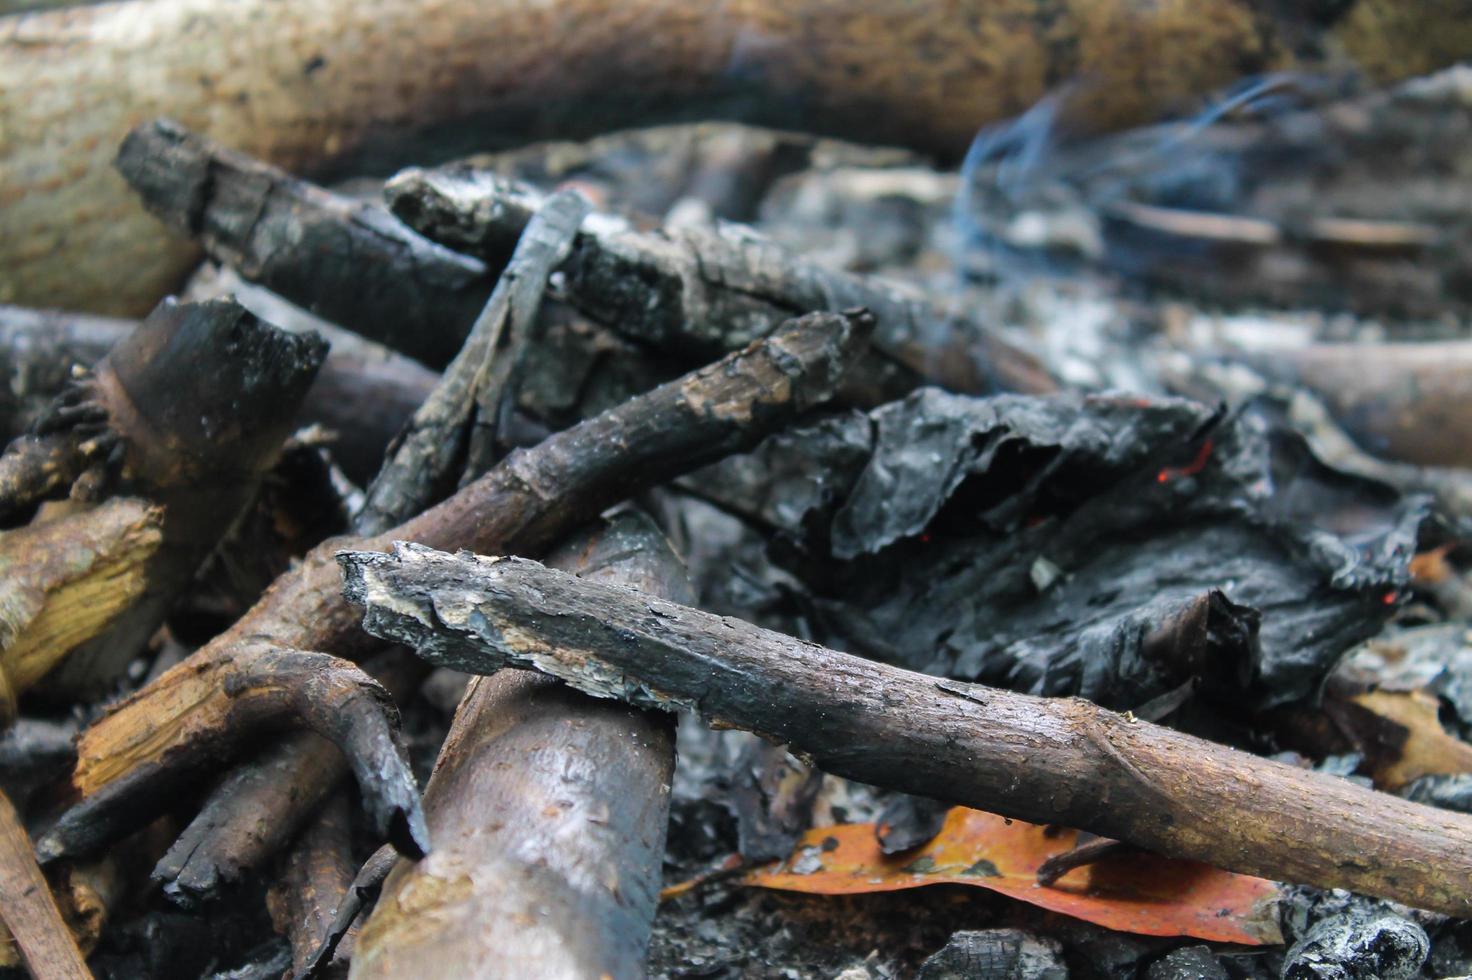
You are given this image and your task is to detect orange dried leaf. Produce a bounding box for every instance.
[745,808,1281,945]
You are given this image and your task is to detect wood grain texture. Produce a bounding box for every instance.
[343,543,1472,918]
[5,0,1469,314]
[0,788,91,979]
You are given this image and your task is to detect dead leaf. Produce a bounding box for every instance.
[1347,689,1472,789]
[745,807,1282,945]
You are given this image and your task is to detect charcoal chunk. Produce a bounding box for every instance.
[1281,900,1428,980]
[1146,945,1228,980]
[917,929,1069,979]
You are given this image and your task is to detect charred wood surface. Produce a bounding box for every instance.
[115,121,489,368]
[389,165,1058,399]
[267,793,358,978]
[342,543,1472,917]
[0,304,436,484]
[355,189,589,532]
[41,311,868,867]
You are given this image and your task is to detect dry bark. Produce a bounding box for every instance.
[6,0,1470,315]
[343,543,1472,917]
[38,311,868,867]
[0,788,91,979]
[353,510,690,980]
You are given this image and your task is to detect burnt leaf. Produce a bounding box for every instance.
[692,388,1425,709]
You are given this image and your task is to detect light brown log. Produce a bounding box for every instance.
[353,511,689,979]
[5,0,1470,314]
[1260,342,1472,469]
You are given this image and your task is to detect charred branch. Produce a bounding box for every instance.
[6,0,1472,316]
[356,189,589,533]
[0,304,436,485]
[116,120,491,368]
[389,164,1058,399]
[266,793,357,978]
[151,652,427,905]
[342,543,1472,917]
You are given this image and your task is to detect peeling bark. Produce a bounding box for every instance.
[343,543,1472,917]
[354,510,689,979]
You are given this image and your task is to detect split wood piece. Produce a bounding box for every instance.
[6,298,327,697]
[0,304,436,485]
[342,544,1472,917]
[7,0,1471,316]
[40,311,868,866]
[0,497,163,726]
[151,653,428,905]
[356,189,589,533]
[1252,341,1472,470]
[267,793,358,978]
[0,788,91,979]
[388,165,1058,399]
[353,510,690,980]
[115,120,491,368]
